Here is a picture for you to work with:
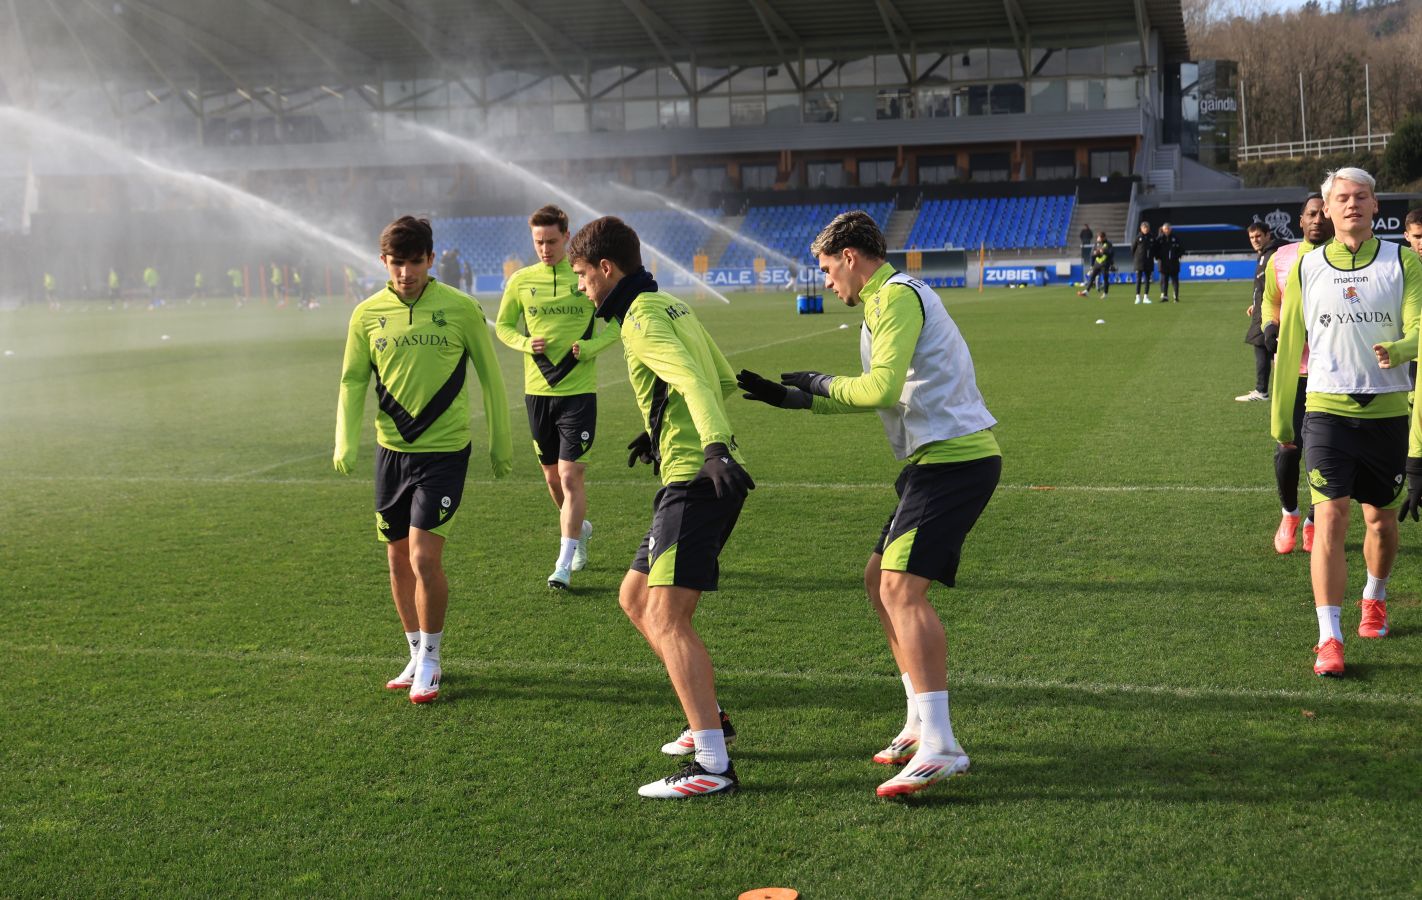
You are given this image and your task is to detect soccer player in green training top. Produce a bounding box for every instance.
[568,216,754,799]
[1272,168,1422,678]
[496,205,621,591]
[739,210,1000,798]
[334,215,514,703]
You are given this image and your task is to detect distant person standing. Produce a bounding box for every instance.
[461,259,472,293]
[1079,223,1093,284]
[108,268,120,307]
[228,267,244,306]
[1155,223,1184,302]
[334,215,514,704]
[439,248,462,287]
[43,272,56,309]
[1077,232,1114,298]
[1130,221,1155,305]
[143,266,159,307]
[1236,222,1277,402]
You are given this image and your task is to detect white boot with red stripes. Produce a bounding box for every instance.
[638,760,739,799]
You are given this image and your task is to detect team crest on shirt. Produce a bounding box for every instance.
[432,309,447,327]
[1343,286,1360,305]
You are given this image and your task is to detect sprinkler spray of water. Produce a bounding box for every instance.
[412,124,732,305]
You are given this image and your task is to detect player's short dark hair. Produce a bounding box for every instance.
[1405,207,1422,228]
[568,216,642,273]
[529,205,569,233]
[810,210,887,259]
[380,216,434,259]
[1247,221,1269,235]
[1301,193,1324,214]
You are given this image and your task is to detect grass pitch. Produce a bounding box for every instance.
[2,283,1419,897]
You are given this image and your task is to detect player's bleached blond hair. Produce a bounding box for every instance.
[1321,167,1375,201]
[809,210,887,260]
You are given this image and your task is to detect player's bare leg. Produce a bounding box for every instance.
[384,538,421,690]
[1310,497,1349,675]
[408,527,448,702]
[865,553,921,764]
[1358,502,1395,638]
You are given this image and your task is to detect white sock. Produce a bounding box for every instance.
[1363,572,1389,601]
[556,537,578,570]
[1316,606,1343,644]
[1282,507,1299,517]
[419,630,442,667]
[914,690,960,755]
[899,672,919,734]
[692,729,729,773]
[404,630,420,658]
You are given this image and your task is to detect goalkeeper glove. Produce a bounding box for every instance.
[1400,458,1422,522]
[627,432,655,468]
[737,369,811,409]
[696,442,755,500]
[1262,322,1279,357]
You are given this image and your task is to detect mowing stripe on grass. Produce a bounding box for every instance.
[11,642,1419,709]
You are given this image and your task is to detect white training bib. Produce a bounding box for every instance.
[861,273,997,459]
[1299,240,1410,396]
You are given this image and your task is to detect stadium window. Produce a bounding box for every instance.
[918,156,957,184]
[877,89,911,120]
[553,77,582,102]
[731,67,765,94]
[741,164,777,190]
[553,103,588,133]
[955,49,989,80]
[517,104,553,132]
[804,58,838,89]
[874,55,908,85]
[917,87,954,118]
[1067,45,1106,76]
[633,165,670,189]
[699,96,731,128]
[486,106,517,138]
[625,100,657,130]
[804,92,840,123]
[765,93,800,125]
[766,66,797,92]
[731,97,767,127]
[1067,79,1106,111]
[1030,80,1067,113]
[860,159,895,186]
[624,70,657,99]
[591,102,624,132]
[966,85,990,116]
[840,56,874,86]
[990,83,1026,115]
[658,66,689,96]
[1032,48,1066,77]
[988,48,1023,78]
[658,99,691,128]
[1088,149,1130,178]
[590,66,627,99]
[1105,42,1142,76]
[691,166,730,191]
[969,152,1011,182]
[807,160,846,188]
[698,67,731,94]
[841,89,876,122]
[1034,149,1076,179]
[1105,77,1139,109]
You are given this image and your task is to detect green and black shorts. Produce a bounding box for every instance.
[874,455,1001,586]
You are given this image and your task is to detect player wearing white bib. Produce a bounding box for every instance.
[738,210,1000,797]
[1272,168,1422,677]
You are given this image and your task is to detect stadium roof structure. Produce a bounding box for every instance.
[6,0,1189,106]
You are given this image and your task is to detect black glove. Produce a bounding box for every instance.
[780,370,834,397]
[626,432,654,468]
[1400,458,1422,522]
[1263,322,1279,356]
[696,442,755,500]
[737,369,811,409]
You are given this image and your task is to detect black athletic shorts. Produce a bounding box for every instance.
[374,443,471,542]
[525,393,596,466]
[630,478,744,591]
[1301,412,1406,509]
[874,455,1002,586]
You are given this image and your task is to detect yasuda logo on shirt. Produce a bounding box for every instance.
[375,337,388,351]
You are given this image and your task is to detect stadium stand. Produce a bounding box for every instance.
[905,195,1076,251]
[719,201,897,268]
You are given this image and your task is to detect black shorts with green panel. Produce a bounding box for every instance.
[524,392,596,466]
[373,443,471,542]
[875,455,1002,586]
[630,478,744,591]
[1301,412,1406,508]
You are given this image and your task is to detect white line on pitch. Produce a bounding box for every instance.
[9,643,1419,709]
